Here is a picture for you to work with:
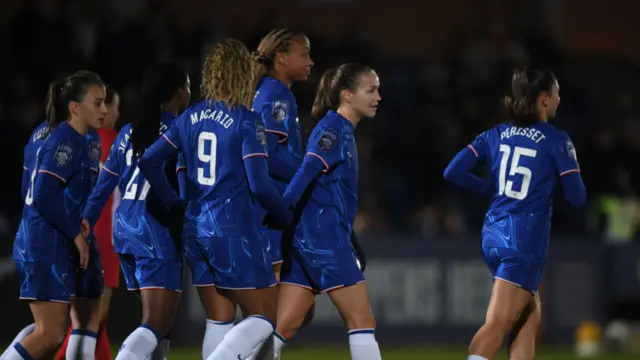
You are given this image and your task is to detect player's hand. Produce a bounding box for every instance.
[350,231,366,272]
[80,218,91,237]
[74,233,90,269]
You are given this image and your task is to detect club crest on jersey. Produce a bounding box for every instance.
[318,129,338,151]
[272,101,288,122]
[566,140,577,161]
[255,121,267,147]
[90,144,101,163]
[55,143,74,167]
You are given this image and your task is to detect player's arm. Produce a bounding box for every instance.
[258,94,299,181]
[553,132,587,207]
[138,127,182,207]
[21,166,29,200]
[176,152,187,201]
[83,142,122,226]
[34,142,82,239]
[282,126,343,205]
[443,132,491,194]
[242,117,292,227]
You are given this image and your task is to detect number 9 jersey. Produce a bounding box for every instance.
[162,100,268,239]
[470,122,580,257]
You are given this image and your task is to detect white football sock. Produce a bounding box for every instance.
[115,325,160,360]
[1,324,35,359]
[203,319,234,359]
[66,329,98,360]
[348,329,381,360]
[206,315,274,360]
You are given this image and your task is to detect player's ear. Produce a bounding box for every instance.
[341,89,352,104]
[69,101,81,117]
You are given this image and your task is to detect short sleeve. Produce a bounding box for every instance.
[257,92,291,141]
[468,131,490,161]
[38,141,79,183]
[306,125,343,171]
[241,114,268,160]
[553,131,580,176]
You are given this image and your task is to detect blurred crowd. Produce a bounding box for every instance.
[1,0,640,244]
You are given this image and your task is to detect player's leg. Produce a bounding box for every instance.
[507,292,542,360]
[468,247,540,360]
[96,236,120,360]
[115,255,182,360]
[0,323,36,358]
[301,234,381,360]
[6,261,72,359]
[66,243,105,360]
[249,283,315,360]
[204,236,278,360]
[196,286,237,358]
[184,235,237,358]
[328,283,380,360]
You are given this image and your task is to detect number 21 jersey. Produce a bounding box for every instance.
[101,113,175,257]
[469,121,580,256]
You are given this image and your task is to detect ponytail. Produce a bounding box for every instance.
[311,67,339,121]
[505,66,558,127]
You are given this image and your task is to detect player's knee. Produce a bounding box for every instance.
[486,311,521,334]
[33,325,65,350]
[301,304,315,327]
[343,307,376,330]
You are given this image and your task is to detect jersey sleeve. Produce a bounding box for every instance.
[161,118,184,151]
[102,132,124,177]
[256,90,291,142]
[240,114,269,160]
[467,131,490,162]
[305,124,343,171]
[37,141,79,183]
[552,131,580,176]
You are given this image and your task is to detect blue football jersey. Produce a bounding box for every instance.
[470,121,580,253]
[161,100,268,238]
[297,110,359,236]
[99,113,176,257]
[22,121,48,202]
[252,76,303,191]
[15,122,94,261]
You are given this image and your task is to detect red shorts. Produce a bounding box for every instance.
[96,234,120,288]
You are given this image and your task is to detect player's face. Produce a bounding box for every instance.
[543,81,560,120]
[176,75,192,113]
[74,84,107,130]
[347,71,381,119]
[104,93,120,130]
[282,36,314,82]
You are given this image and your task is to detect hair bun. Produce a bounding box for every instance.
[251,51,266,64]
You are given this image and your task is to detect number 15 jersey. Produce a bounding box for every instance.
[469,121,580,256]
[162,100,269,239]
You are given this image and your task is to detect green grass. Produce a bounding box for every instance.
[164,346,638,359]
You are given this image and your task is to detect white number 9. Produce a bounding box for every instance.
[197,132,217,186]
